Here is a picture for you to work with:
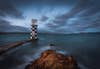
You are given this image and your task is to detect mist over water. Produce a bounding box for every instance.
[0,33,100,69]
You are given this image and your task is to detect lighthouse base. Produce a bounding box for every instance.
[30,37,39,41]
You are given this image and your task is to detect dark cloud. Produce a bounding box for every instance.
[45,0,90,30]
[54,0,100,23]
[46,23,58,28]
[0,0,100,33]
[55,0,89,19]
[0,0,24,18]
[77,0,100,17]
[40,16,49,22]
[44,0,100,33]
[0,0,26,32]
[11,0,73,6]
[0,19,29,32]
[66,14,100,32]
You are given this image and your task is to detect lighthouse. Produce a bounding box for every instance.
[30,19,38,40]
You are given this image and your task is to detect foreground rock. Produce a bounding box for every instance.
[25,50,79,69]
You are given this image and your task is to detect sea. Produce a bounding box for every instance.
[0,33,100,69]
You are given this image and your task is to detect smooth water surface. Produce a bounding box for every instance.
[0,33,100,69]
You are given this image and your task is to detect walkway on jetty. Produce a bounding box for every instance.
[0,39,32,55]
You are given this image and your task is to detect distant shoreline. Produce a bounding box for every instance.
[0,32,30,34]
[0,32,100,35]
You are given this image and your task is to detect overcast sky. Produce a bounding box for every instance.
[0,0,100,33]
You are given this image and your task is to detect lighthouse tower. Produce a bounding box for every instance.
[30,19,38,40]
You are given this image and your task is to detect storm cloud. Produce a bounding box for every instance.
[0,0,100,33]
[44,0,100,33]
[0,0,28,32]
[0,0,24,18]
[11,0,72,6]
[40,16,49,22]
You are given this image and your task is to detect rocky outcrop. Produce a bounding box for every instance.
[25,50,79,69]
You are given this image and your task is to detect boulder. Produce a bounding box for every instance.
[25,50,79,69]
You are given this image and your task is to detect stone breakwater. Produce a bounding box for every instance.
[0,39,32,55]
[25,50,80,69]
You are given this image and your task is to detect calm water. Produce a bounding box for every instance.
[0,33,100,69]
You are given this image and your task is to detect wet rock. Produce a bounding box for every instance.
[25,50,79,69]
